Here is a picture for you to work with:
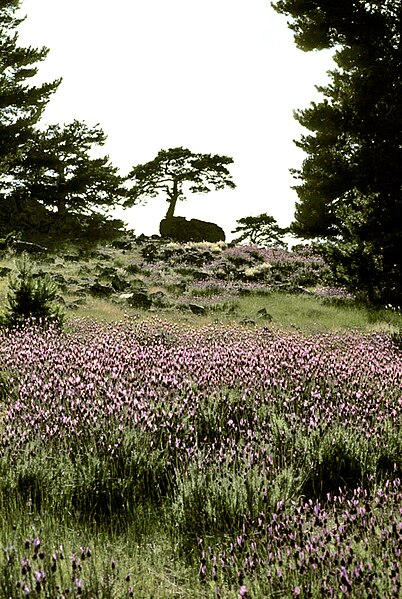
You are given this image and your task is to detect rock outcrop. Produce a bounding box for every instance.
[159,217,225,243]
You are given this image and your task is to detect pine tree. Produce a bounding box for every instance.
[0,3,126,242]
[273,0,402,304]
[231,213,287,246]
[21,120,127,216]
[126,147,235,219]
[0,0,60,181]
[0,254,64,329]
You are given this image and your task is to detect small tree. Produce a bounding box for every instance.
[231,213,288,246]
[125,147,236,219]
[0,255,64,328]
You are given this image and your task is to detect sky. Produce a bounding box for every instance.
[17,0,334,241]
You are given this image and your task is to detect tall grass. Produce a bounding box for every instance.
[0,504,200,598]
[235,292,402,332]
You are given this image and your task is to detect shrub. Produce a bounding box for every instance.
[243,262,272,281]
[300,429,364,500]
[0,255,64,329]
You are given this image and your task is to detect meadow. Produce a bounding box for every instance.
[0,240,401,597]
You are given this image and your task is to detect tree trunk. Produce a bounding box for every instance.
[165,179,179,219]
[57,197,67,215]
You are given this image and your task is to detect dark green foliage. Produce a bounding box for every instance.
[0,255,64,328]
[20,120,127,217]
[273,0,402,305]
[0,4,126,243]
[126,147,235,220]
[45,212,126,246]
[391,328,402,350]
[313,191,402,305]
[0,370,12,403]
[0,1,60,179]
[4,121,128,243]
[231,213,288,246]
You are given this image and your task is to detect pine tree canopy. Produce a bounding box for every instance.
[0,2,127,242]
[0,0,60,176]
[272,0,402,305]
[19,120,127,215]
[126,147,235,220]
[231,213,288,246]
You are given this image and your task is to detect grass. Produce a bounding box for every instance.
[233,292,401,333]
[72,297,128,322]
[0,504,203,598]
[66,293,402,335]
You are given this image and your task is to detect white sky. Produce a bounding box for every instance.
[17,0,334,240]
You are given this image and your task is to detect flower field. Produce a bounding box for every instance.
[0,317,401,597]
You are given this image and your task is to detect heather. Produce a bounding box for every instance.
[0,317,401,597]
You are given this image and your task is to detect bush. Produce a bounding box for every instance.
[300,429,364,500]
[0,255,64,329]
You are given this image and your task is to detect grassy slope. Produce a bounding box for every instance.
[1,241,401,332]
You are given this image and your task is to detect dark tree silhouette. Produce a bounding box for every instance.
[232,213,288,246]
[126,147,235,219]
[273,0,402,304]
[20,120,126,216]
[0,0,60,181]
[0,3,126,242]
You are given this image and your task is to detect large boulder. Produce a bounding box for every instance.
[89,281,114,297]
[11,240,48,255]
[159,217,225,243]
[126,290,152,309]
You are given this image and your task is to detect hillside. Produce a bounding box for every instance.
[2,236,400,333]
